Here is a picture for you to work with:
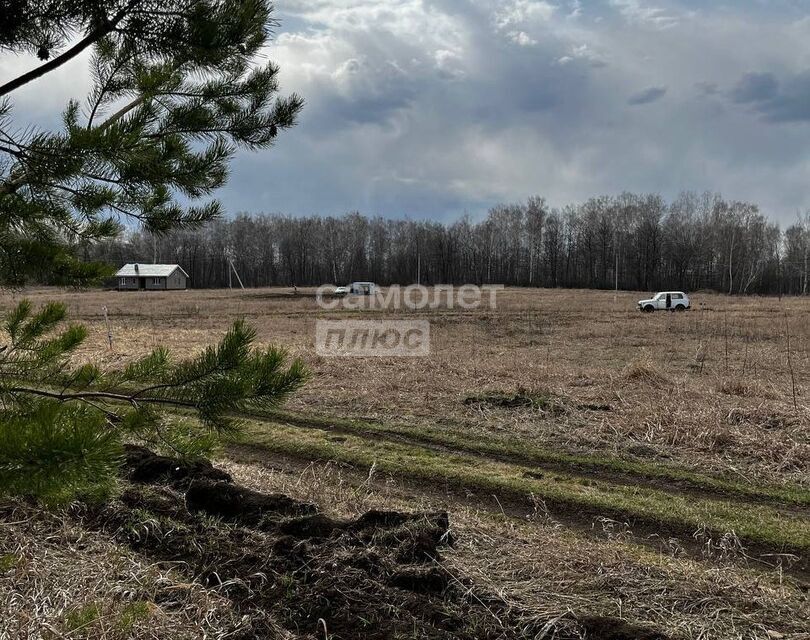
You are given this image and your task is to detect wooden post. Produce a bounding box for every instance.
[102,305,113,350]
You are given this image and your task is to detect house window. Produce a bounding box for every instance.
[153,277,161,285]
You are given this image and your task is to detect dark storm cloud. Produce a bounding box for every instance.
[232,0,810,221]
[627,86,667,105]
[5,0,810,221]
[731,72,779,104]
[730,70,810,123]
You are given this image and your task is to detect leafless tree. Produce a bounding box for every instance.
[86,193,795,294]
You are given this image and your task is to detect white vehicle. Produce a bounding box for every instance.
[333,286,350,296]
[638,291,690,312]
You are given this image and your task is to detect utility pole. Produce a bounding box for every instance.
[416,234,421,286]
[615,249,619,293]
[613,228,619,307]
[224,247,244,289]
[229,258,245,289]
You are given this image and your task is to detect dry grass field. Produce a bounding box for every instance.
[1,286,808,639]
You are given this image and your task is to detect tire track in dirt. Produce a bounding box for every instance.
[235,408,809,513]
[148,403,808,578]
[225,442,810,584]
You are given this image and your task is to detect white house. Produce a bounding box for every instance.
[115,264,189,290]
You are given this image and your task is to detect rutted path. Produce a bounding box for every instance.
[237,408,810,511]
[226,411,810,581]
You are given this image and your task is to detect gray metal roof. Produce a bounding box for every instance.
[115,263,189,278]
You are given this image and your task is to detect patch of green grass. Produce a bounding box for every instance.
[117,600,152,632]
[0,553,19,571]
[254,408,810,508]
[279,573,297,600]
[237,419,810,554]
[63,602,101,633]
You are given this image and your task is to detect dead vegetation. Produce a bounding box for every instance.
[7,286,804,485]
[621,356,672,388]
[4,447,678,640]
[0,286,808,638]
[0,502,249,639]
[715,377,776,398]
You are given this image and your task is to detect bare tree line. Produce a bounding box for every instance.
[86,191,810,295]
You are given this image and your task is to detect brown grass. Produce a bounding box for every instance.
[1,286,808,638]
[622,356,672,388]
[0,503,255,639]
[4,285,804,485]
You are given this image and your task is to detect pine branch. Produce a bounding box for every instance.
[86,48,143,129]
[95,93,149,131]
[0,0,142,98]
[4,386,196,409]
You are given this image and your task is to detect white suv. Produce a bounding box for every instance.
[638,291,690,312]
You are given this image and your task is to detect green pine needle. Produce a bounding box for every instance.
[0,300,309,505]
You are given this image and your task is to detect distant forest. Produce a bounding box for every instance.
[87,192,810,295]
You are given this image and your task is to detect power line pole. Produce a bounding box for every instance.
[224,247,244,289]
[229,258,245,289]
[615,247,619,293]
[416,229,423,286]
[613,228,619,307]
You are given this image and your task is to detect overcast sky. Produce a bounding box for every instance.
[4,0,810,223]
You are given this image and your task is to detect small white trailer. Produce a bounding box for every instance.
[349,282,377,295]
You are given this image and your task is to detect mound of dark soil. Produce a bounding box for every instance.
[580,615,669,640]
[463,389,566,415]
[96,447,669,640]
[186,477,316,525]
[124,444,231,488]
[464,392,537,409]
[577,403,613,412]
